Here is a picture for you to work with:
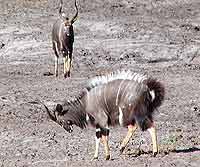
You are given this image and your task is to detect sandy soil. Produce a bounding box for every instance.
[0,0,200,166]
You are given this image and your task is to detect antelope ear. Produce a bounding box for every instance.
[56,104,63,113]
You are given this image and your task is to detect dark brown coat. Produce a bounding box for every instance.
[42,70,165,159]
[52,0,78,78]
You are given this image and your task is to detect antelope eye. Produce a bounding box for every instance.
[67,120,72,125]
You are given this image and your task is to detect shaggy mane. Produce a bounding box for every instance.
[86,69,147,91]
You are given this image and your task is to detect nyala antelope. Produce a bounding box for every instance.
[52,0,78,78]
[33,70,165,160]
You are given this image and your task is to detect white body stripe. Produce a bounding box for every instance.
[150,90,155,101]
[119,107,123,126]
[116,80,125,106]
[104,86,109,112]
[120,79,132,101]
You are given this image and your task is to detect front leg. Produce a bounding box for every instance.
[101,128,110,160]
[93,128,101,160]
[63,56,68,78]
[120,124,137,154]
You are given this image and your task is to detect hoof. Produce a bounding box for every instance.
[64,73,68,78]
[152,152,158,157]
[120,147,125,154]
[91,157,98,161]
[64,72,70,78]
[67,71,71,77]
[105,155,110,160]
[43,72,54,76]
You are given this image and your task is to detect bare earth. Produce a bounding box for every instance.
[0,0,200,166]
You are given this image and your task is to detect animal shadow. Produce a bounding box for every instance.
[124,147,200,157]
[171,147,200,154]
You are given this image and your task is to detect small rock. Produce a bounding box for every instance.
[67,153,73,157]
[31,152,36,158]
[0,42,5,49]
[163,150,169,155]
[120,54,129,60]
[191,106,198,111]
[176,128,182,132]
[43,72,54,76]
[194,26,200,32]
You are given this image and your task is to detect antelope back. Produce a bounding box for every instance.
[87,70,147,91]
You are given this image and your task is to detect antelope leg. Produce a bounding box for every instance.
[120,124,137,154]
[55,56,58,77]
[53,41,59,77]
[93,137,100,159]
[93,128,101,160]
[102,135,110,160]
[148,124,158,156]
[67,54,71,77]
[63,56,68,78]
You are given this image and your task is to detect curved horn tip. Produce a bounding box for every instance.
[42,102,58,121]
[70,0,78,24]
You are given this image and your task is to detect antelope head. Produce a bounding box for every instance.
[53,103,74,133]
[59,0,78,28]
[44,103,74,133]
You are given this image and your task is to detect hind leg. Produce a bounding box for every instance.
[53,41,59,77]
[101,128,110,160]
[148,123,158,156]
[120,124,137,154]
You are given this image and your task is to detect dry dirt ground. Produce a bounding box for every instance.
[0,0,200,166]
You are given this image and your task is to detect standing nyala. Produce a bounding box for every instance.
[36,70,165,160]
[52,0,78,78]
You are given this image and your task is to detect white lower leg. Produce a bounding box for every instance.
[67,52,71,72]
[148,126,158,155]
[94,137,100,159]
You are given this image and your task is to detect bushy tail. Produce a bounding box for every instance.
[134,78,165,131]
[146,78,165,109]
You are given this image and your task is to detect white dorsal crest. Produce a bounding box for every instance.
[87,69,147,90]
